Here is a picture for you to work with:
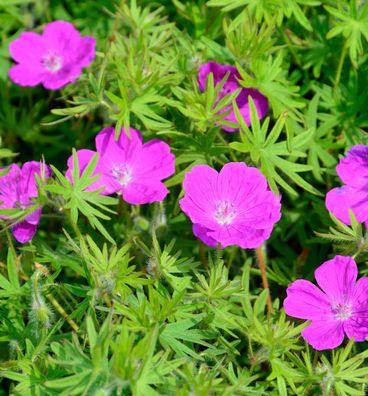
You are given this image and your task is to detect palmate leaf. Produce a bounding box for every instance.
[236,54,305,122]
[171,72,241,132]
[325,0,368,66]
[314,73,368,146]
[230,98,320,196]
[315,211,366,258]
[0,137,16,161]
[296,95,337,182]
[223,10,276,62]
[106,85,173,137]
[207,0,319,30]
[316,339,368,396]
[159,314,213,359]
[44,150,118,243]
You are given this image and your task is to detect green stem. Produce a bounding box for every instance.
[218,134,237,162]
[5,229,17,258]
[119,198,133,230]
[32,271,43,307]
[282,29,300,66]
[215,242,222,266]
[67,211,83,240]
[199,244,208,270]
[334,43,347,91]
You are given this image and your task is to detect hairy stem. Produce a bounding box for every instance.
[255,245,272,313]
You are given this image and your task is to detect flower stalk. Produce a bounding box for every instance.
[255,244,272,313]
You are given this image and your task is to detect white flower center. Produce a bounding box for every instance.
[42,53,63,72]
[332,302,353,321]
[111,164,132,186]
[214,200,237,225]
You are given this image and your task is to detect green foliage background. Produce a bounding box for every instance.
[1,0,368,394]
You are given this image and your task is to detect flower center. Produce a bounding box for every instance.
[332,302,353,321]
[111,164,132,186]
[42,53,63,72]
[214,200,237,225]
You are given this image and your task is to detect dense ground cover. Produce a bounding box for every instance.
[1,0,368,394]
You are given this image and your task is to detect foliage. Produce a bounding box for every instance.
[1,0,368,395]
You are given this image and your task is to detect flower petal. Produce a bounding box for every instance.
[8,64,44,87]
[344,314,368,342]
[122,180,169,204]
[0,164,21,210]
[283,279,331,320]
[9,32,45,64]
[207,224,268,249]
[42,20,81,52]
[344,277,368,342]
[179,164,219,228]
[325,185,368,225]
[192,223,218,248]
[133,140,175,180]
[314,255,357,303]
[301,319,344,350]
[25,207,42,225]
[21,161,51,198]
[336,145,368,187]
[217,162,267,205]
[96,127,143,165]
[74,36,96,68]
[198,62,238,91]
[351,277,368,308]
[214,162,280,247]
[12,221,38,243]
[42,72,77,90]
[221,88,269,131]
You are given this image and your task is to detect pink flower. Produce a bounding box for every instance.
[325,145,368,225]
[9,20,95,90]
[179,162,281,248]
[0,161,51,243]
[198,62,269,132]
[284,255,368,350]
[66,127,175,204]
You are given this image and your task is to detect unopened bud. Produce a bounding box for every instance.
[147,257,160,278]
[30,294,53,332]
[134,215,150,231]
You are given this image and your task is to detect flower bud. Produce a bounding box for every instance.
[30,294,53,331]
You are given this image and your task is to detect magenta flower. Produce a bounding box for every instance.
[66,127,175,204]
[325,145,368,226]
[9,20,95,90]
[198,61,269,132]
[179,162,281,248]
[284,255,368,350]
[0,162,51,243]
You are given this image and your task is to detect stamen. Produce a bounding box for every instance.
[214,200,237,225]
[332,302,353,321]
[111,164,132,186]
[42,53,62,72]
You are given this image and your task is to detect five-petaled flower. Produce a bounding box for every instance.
[284,255,368,350]
[179,162,281,248]
[198,61,269,132]
[9,20,96,90]
[0,161,51,243]
[66,127,175,204]
[326,145,368,226]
